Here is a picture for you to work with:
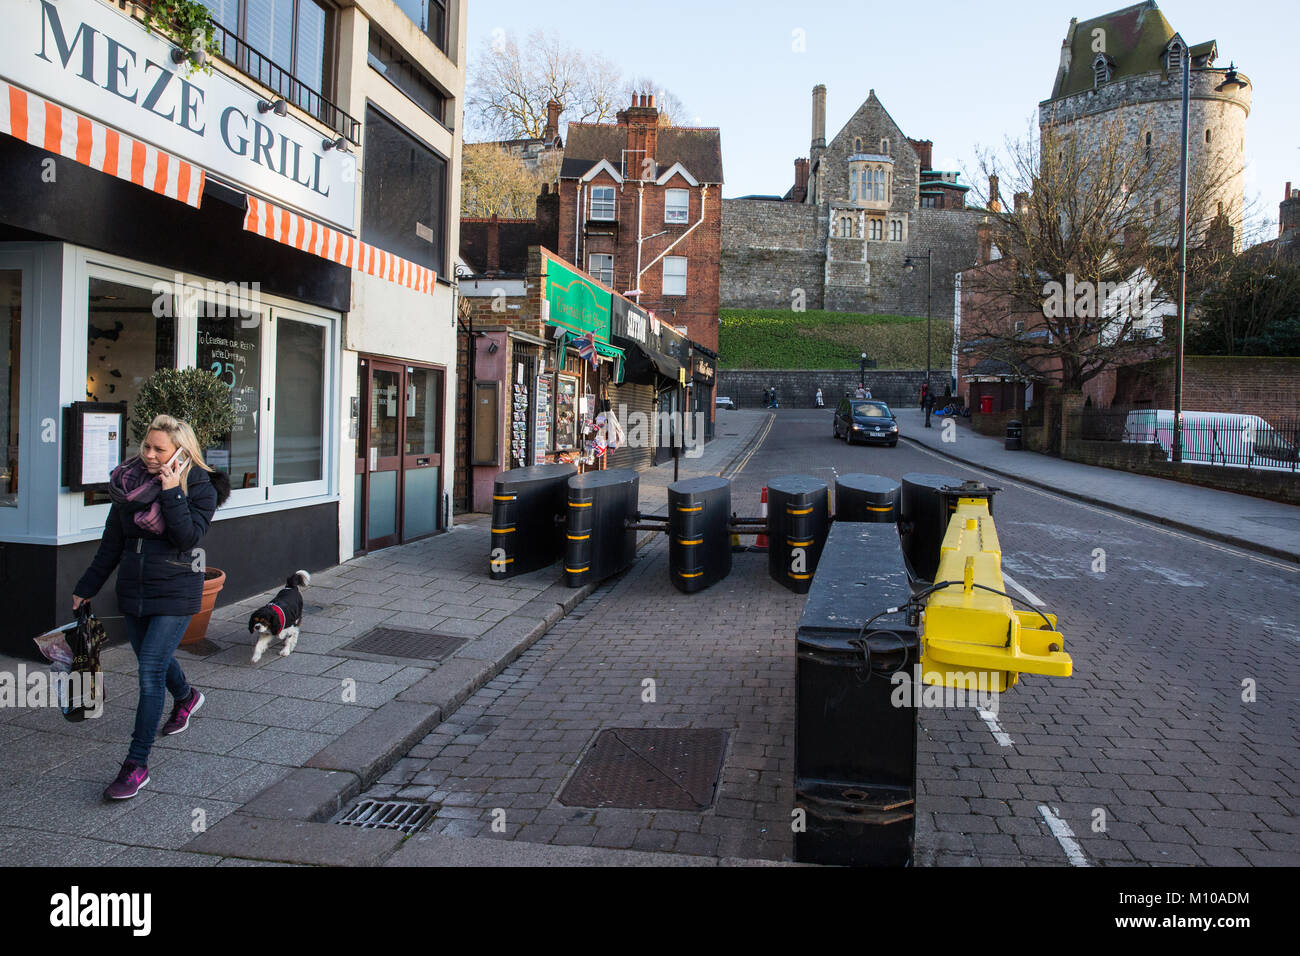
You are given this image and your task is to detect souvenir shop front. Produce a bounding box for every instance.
[608,297,688,472]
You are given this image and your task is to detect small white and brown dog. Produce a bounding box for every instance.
[248,571,311,663]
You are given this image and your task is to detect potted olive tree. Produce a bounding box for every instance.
[132,367,236,644]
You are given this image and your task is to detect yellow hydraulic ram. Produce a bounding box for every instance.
[920,494,1073,693]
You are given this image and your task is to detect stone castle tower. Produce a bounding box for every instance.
[1039,1,1251,250]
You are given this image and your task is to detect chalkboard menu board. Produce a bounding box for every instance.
[197,315,260,487]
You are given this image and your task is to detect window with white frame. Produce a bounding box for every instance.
[663,257,687,296]
[589,254,614,286]
[590,186,616,221]
[665,189,689,224]
[75,254,336,529]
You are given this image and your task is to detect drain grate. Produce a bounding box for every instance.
[336,800,436,833]
[339,627,467,661]
[560,728,728,811]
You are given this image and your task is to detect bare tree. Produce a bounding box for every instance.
[961,108,1244,392]
[467,30,622,140]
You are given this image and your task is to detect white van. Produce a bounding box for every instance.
[1122,409,1298,468]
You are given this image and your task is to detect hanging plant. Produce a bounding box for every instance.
[142,0,221,76]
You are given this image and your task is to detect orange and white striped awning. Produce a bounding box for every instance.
[0,79,204,208]
[243,196,437,294]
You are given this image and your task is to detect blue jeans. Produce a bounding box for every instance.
[123,614,193,765]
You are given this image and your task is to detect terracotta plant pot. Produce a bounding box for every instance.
[181,568,226,645]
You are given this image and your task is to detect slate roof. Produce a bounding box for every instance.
[560,123,724,184]
[1048,1,1215,101]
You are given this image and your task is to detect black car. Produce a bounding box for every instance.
[833,398,899,446]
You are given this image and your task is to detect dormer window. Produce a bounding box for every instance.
[1166,39,1184,75]
[1093,54,1112,87]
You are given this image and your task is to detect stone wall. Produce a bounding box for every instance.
[720,199,826,309]
[721,199,982,320]
[717,368,951,410]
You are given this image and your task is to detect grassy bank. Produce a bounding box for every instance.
[718,309,954,369]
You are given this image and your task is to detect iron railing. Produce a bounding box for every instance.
[120,1,361,145]
[1075,406,1300,472]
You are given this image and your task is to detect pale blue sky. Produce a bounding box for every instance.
[464,0,1297,242]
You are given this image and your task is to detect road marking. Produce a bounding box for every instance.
[978,708,1014,746]
[1038,805,1090,867]
[722,413,775,479]
[1001,571,1045,607]
[905,440,1299,574]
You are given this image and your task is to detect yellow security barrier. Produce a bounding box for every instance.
[920,495,1073,693]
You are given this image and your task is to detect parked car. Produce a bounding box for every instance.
[834,398,899,446]
[1122,409,1298,467]
[716,396,736,410]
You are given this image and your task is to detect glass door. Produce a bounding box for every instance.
[356,358,443,553]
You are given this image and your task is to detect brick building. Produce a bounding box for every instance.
[555,95,724,356]
[721,86,983,318]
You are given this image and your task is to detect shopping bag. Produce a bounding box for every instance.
[63,603,106,721]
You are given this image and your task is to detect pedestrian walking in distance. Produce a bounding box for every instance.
[815,388,824,408]
[73,415,230,800]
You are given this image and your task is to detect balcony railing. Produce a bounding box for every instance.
[119,1,361,145]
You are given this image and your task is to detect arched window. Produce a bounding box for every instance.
[1144,131,1152,164]
[854,138,862,152]
[880,138,890,155]
[869,219,882,241]
[1205,128,1212,144]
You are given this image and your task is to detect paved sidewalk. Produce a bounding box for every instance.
[898,409,1300,563]
[0,410,772,867]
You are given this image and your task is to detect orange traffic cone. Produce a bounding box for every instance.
[754,486,770,551]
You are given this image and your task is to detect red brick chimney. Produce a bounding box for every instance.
[618,93,660,179]
[976,222,992,265]
[543,99,561,142]
[988,175,1001,213]
[792,158,809,202]
[908,138,933,170]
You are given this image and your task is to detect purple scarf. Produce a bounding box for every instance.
[108,457,166,535]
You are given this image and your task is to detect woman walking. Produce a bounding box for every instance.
[73,415,230,799]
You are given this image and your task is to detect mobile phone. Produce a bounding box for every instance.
[166,448,188,471]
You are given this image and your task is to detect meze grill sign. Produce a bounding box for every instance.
[4,0,357,230]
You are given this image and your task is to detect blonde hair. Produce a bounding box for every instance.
[140,414,212,494]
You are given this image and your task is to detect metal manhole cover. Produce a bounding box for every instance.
[335,800,435,833]
[559,728,728,811]
[339,627,467,661]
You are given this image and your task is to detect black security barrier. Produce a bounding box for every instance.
[564,469,639,588]
[795,522,919,867]
[668,476,732,593]
[489,463,577,579]
[897,472,963,583]
[834,474,900,523]
[767,475,831,594]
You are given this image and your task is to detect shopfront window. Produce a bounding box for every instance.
[197,310,262,488]
[1,271,20,507]
[405,367,441,456]
[274,319,325,484]
[362,107,448,276]
[85,279,176,503]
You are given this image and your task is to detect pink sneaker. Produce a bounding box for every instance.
[104,761,149,800]
[162,688,205,736]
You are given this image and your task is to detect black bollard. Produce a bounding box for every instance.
[490,463,577,579]
[834,474,900,523]
[767,475,831,594]
[668,476,732,593]
[564,469,639,588]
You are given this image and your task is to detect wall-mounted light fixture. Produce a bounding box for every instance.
[322,136,349,153]
[487,341,499,354]
[258,98,288,116]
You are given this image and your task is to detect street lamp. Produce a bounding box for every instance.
[904,251,933,427]
[859,351,868,386]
